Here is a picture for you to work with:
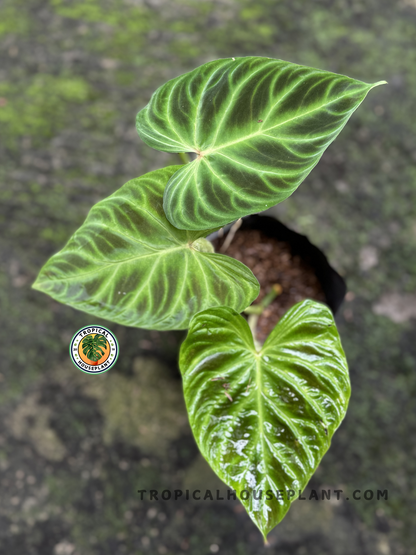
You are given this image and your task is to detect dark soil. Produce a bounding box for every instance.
[214,228,326,343]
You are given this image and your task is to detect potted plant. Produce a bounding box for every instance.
[208,213,347,343]
[33,56,385,540]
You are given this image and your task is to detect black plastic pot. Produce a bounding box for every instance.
[212,214,347,316]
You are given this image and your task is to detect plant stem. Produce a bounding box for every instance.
[244,284,283,349]
[178,152,191,164]
[248,313,262,350]
[244,284,282,315]
[220,218,242,253]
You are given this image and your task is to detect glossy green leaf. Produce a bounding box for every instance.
[179,300,350,538]
[32,166,259,330]
[137,56,385,230]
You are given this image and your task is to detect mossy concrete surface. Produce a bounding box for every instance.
[1,0,415,553]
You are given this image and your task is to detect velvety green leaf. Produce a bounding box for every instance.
[32,166,259,330]
[137,56,385,230]
[179,300,350,537]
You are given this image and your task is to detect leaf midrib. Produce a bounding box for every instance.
[254,353,267,472]
[200,92,362,155]
[251,344,323,470]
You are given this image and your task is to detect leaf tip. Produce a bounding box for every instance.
[32,267,55,293]
[370,80,388,89]
[31,276,44,292]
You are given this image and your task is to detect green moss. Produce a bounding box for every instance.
[51,0,150,29]
[0,2,31,36]
[0,74,91,147]
[80,357,188,455]
[9,392,67,461]
[49,0,154,58]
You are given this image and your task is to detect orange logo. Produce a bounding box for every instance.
[70,326,118,373]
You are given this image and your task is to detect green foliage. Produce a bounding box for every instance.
[31,53,381,538]
[179,300,350,538]
[33,166,259,330]
[137,56,384,230]
[81,334,107,362]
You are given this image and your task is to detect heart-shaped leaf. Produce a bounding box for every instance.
[137,56,385,230]
[32,166,259,330]
[179,300,350,538]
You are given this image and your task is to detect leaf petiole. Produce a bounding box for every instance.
[245,284,283,348]
[244,283,282,315]
[178,152,191,164]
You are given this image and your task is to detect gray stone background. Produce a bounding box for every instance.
[1,0,415,553]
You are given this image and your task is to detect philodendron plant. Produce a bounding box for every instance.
[33,57,385,539]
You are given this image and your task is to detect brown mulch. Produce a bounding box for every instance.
[214,228,326,343]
